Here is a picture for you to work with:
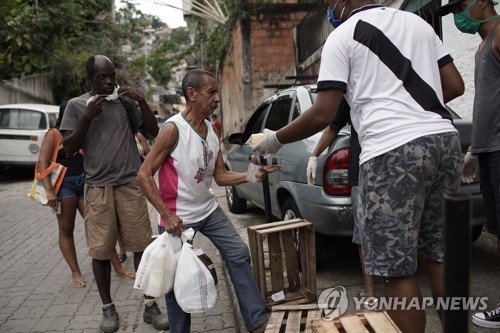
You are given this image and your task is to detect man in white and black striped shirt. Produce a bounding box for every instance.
[252,1,466,332]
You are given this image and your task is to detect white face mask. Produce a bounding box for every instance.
[105,84,120,101]
[86,84,120,106]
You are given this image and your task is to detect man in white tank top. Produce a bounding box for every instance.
[137,69,280,333]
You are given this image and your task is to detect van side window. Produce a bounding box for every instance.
[0,109,45,130]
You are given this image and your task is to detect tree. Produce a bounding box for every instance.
[147,27,193,87]
[0,0,164,104]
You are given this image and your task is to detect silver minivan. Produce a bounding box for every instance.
[0,103,59,169]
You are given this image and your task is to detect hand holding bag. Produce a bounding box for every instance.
[134,231,182,297]
[28,129,67,205]
[174,228,218,313]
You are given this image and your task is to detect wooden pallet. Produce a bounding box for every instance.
[265,304,402,333]
[248,219,316,308]
[266,304,321,333]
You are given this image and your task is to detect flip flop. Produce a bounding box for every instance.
[71,275,86,288]
[116,270,136,279]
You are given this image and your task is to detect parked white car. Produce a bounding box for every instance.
[0,103,59,170]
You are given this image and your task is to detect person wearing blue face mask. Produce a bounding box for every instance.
[438,0,500,328]
[253,1,465,332]
[327,0,346,28]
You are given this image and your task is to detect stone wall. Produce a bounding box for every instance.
[219,3,313,145]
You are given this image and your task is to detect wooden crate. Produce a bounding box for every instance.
[310,311,402,333]
[265,304,401,333]
[266,304,321,333]
[248,219,316,308]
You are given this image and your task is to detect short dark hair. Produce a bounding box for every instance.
[181,69,215,99]
[85,56,96,77]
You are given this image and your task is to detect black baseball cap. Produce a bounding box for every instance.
[437,0,465,16]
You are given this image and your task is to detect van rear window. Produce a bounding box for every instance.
[0,109,47,130]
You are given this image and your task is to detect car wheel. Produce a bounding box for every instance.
[225,185,247,214]
[282,197,302,220]
[281,197,326,268]
[471,224,483,243]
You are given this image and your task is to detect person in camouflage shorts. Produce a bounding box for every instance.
[251,1,466,331]
[356,133,463,277]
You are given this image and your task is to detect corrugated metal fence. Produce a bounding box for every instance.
[0,74,54,105]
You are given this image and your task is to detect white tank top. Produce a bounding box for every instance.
[157,113,219,226]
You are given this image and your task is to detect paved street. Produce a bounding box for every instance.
[1,166,500,333]
[0,167,243,333]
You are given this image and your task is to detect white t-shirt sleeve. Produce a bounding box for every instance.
[317,29,350,88]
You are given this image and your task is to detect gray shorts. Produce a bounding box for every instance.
[356,133,462,277]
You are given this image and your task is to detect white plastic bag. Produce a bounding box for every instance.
[134,231,182,297]
[174,228,218,313]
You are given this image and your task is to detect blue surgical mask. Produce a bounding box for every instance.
[327,0,345,28]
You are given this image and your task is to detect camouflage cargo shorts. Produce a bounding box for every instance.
[356,132,463,277]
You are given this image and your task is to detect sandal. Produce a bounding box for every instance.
[116,269,136,279]
[71,274,86,288]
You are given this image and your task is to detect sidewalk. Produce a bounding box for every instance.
[0,175,248,333]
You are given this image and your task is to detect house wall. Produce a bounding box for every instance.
[219,0,491,148]
[220,3,314,148]
[220,20,247,148]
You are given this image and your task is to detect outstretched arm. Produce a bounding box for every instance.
[312,126,339,158]
[213,153,281,186]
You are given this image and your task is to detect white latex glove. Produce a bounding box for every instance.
[306,156,317,186]
[462,151,478,184]
[251,129,283,157]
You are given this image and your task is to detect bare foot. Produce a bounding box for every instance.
[71,272,86,288]
[115,268,135,279]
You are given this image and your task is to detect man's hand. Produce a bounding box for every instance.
[307,156,317,186]
[246,155,281,182]
[251,129,283,156]
[161,211,184,237]
[86,95,104,119]
[462,151,478,183]
[118,85,144,102]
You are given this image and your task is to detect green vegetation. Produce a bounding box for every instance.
[192,0,239,72]
[0,0,239,103]
[0,0,183,103]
